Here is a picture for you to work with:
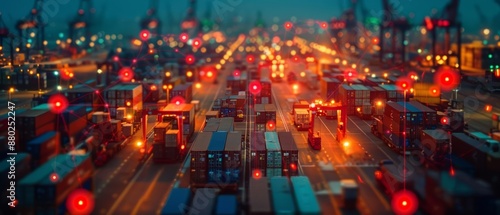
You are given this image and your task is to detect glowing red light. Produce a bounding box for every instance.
[140,148,145,153]
[450,166,455,176]
[249,80,262,95]
[292,56,299,62]
[113,56,119,62]
[48,94,68,114]
[192,38,202,48]
[441,117,449,125]
[290,163,297,170]
[372,37,379,44]
[252,169,262,179]
[185,55,195,64]
[435,66,460,92]
[391,190,418,215]
[60,68,73,81]
[49,173,59,183]
[171,96,185,105]
[320,22,328,29]
[139,30,150,41]
[179,33,189,42]
[233,70,240,77]
[284,21,293,30]
[396,77,413,91]
[374,170,383,180]
[266,120,276,131]
[66,189,94,215]
[344,69,357,80]
[118,67,134,82]
[246,55,255,63]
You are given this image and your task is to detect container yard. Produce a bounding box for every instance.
[278,132,299,177]
[254,104,277,131]
[265,132,282,177]
[270,177,297,214]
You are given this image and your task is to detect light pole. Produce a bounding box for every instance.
[36,73,40,92]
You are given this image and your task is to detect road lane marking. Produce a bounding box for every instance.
[106,155,153,215]
[348,117,395,161]
[131,168,164,215]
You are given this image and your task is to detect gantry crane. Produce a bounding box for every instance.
[181,0,198,36]
[69,0,94,51]
[379,0,411,66]
[141,0,161,39]
[16,0,45,54]
[0,13,15,66]
[307,102,347,150]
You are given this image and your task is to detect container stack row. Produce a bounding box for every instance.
[104,83,143,118]
[251,131,299,177]
[252,77,273,104]
[254,104,277,131]
[169,83,193,104]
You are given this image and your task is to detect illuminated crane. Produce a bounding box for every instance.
[140,0,161,39]
[307,102,347,150]
[379,0,411,66]
[69,0,94,50]
[16,0,45,54]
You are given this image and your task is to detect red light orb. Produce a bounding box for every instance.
[113,56,119,62]
[396,77,413,91]
[66,189,94,215]
[266,120,276,131]
[441,117,449,125]
[233,70,240,77]
[185,55,195,64]
[435,66,460,92]
[391,190,418,215]
[192,38,202,48]
[372,37,379,44]
[344,69,357,81]
[179,33,189,42]
[252,169,262,179]
[320,22,328,29]
[139,29,150,41]
[290,163,297,170]
[118,67,134,82]
[49,173,59,183]
[284,21,293,30]
[292,56,300,62]
[249,80,262,95]
[246,55,255,63]
[48,94,69,114]
[170,96,185,105]
[485,105,493,112]
[60,68,73,81]
[429,86,440,96]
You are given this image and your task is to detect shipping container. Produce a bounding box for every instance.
[188,188,219,215]
[160,188,191,215]
[17,154,93,211]
[190,132,213,185]
[165,130,179,147]
[369,86,387,104]
[208,132,228,183]
[17,109,55,129]
[206,110,220,122]
[350,84,370,98]
[26,131,60,168]
[251,131,267,175]
[407,101,438,127]
[215,195,238,215]
[364,77,386,87]
[270,177,297,215]
[451,133,490,172]
[217,117,234,132]
[265,132,282,177]
[468,131,492,144]
[379,84,404,101]
[291,176,321,214]
[204,122,220,132]
[320,77,341,102]
[277,132,299,177]
[294,109,310,131]
[122,123,133,137]
[249,177,272,215]
[154,122,172,143]
[170,83,193,103]
[224,131,242,184]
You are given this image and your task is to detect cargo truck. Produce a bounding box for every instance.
[293,101,310,131]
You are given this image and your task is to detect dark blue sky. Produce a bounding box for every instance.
[1,0,499,37]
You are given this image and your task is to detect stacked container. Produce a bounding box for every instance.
[278,132,299,177]
[105,84,142,118]
[379,84,404,102]
[320,77,341,103]
[169,83,193,103]
[364,77,387,87]
[265,132,282,177]
[226,72,248,94]
[17,109,55,151]
[190,132,213,185]
[249,177,272,214]
[251,131,267,176]
[207,132,228,183]
[339,84,356,115]
[161,104,195,141]
[255,104,277,131]
[368,86,387,106]
[223,131,242,184]
[65,86,101,111]
[408,101,438,128]
[270,177,297,214]
[26,131,60,169]
[164,130,180,159]
[152,122,172,161]
[412,83,441,105]
[383,102,411,149]
[204,118,220,132]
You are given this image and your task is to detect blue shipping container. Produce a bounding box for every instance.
[161,188,192,215]
[215,195,238,215]
[26,131,58,158]
[208,132,228,183]
[382,126,408,148]
[270,177,296,215]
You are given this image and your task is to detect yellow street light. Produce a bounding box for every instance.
[136,141,143,147]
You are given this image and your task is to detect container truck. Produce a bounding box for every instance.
[277,132,299,177]
[291,176,321,214]
[190,132,213,186]
[374,160,415,197]
[249,177,272,215]
[161,103,195,141]
[160,188,192,215]
[340,179,359,209]
[270,177,297,214]
[292,101,310,131]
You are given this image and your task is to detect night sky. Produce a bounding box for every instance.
[1,0,499,37]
